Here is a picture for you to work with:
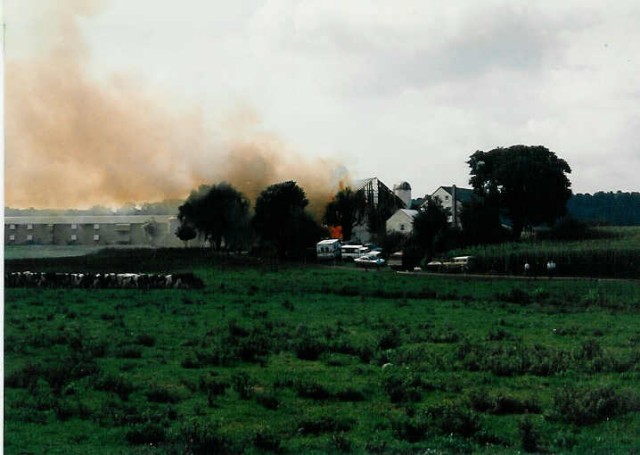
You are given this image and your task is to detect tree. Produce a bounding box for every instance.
[364,183,405,242]
[460,197,505,245]
[410,196,450,261]
[178,182,250,250]
[468,145,572,239]
[323,187,366,241]
[252,181,323,259]
[175,222,197,247]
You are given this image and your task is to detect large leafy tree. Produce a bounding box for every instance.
[178,182,250,250]
[411,196,450,260]
[459,197,505,245]
[468,145,572,239]
[323,187,366,241]
[252,181,323,259]
[175,222,197,247]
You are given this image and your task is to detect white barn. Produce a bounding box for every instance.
[386,209,418,235]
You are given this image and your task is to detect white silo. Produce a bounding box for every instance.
[393,181,412,208]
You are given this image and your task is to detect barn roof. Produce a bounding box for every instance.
[437,186,475,203]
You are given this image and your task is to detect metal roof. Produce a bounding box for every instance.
[4,215,176,225]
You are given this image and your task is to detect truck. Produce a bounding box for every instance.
[426,256,475,273]
[340,244,369,261]
[316,239,341,261]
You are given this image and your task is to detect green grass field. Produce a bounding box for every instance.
[449,227,640,278]
[5,251,640,453]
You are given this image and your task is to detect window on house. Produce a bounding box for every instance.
[27,224,33,230]
[71,224,78,230]
[9,234,15,241]
[26,234,33,241]
[71,234,77,241]
[94,224,100,230]
[9,224,16,230]
[93,234,100,241]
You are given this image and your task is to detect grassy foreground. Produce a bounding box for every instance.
[5,253,640,453]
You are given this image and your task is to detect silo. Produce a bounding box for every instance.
[393,181,412,208]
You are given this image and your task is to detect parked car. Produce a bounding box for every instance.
[354,254,386,268]
[426,256,475,273]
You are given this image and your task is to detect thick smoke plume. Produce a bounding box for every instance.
[5,0,348,218]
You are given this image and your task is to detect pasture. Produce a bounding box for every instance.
[5,250,640,453]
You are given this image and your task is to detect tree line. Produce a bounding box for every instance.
[175,181,326,260]
[567,192,640,226]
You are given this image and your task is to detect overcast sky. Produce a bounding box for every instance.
[5,0,640,205]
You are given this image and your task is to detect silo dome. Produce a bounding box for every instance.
[394,181,412,191]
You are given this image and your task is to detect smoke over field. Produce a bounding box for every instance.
[5,0,347,216]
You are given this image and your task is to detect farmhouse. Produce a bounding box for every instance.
[4,215,186,247]
[386,209,419,235]
[426,185,474,228]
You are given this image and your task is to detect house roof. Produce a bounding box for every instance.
[435,186,475,203]
[351,177,378,191]
[399,209,419,218]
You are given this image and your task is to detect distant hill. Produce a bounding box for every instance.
[567,192,640,226]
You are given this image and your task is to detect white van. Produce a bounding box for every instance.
[316,239,341,260]
[341,244,369,261]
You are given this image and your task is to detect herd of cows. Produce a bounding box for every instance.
[5,271,205,289]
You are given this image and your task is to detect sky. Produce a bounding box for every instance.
[4,0,640,209]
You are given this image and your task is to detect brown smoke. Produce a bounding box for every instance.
[5,0,348,218]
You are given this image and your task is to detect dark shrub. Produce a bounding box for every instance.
[115,345,143,359]
[297,415,354,435]
[136,333,156,347]
[232,372,254,400]
[294,379,331,400]
[551,386,640,425]
[518,417,540,453]
[426,403,480,438]
[255,391,279,410]
[331,432,352,452]
[496,288,531,305]
[181,353,201,369]
[378,327,402,350]
[383,370,422,403]
[176,420,232,454]
[6,363,41,390]
[199,375,228,406]
[145,385,179,404]
[253,428,282,453]
[390,414,427,443]
[95,374,134,400]
[334,387,366,402]
[126,422,166,445]
[493,395,541,415]
[293,335,327,361]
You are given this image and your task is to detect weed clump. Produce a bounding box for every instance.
[550,386,640,425]
[382,369,422,403]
